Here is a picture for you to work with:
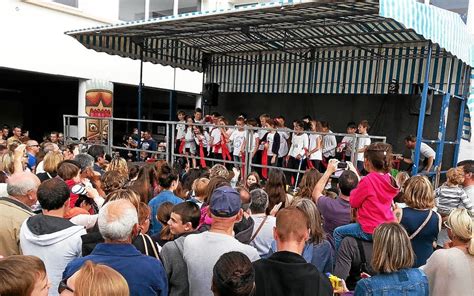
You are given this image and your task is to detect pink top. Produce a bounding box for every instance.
[350,172,399,234]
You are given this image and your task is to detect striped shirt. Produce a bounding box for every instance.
[435,184,474,216]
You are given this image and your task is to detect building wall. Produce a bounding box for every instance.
[0,0,202,93]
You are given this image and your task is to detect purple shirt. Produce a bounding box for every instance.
[317,195,351,240]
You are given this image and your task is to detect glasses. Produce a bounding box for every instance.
[28,144,39,147]
[443,220,451,230]
[58,278,74,294]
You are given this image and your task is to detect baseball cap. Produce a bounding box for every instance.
[210,186,241,217]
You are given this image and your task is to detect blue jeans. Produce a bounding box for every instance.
[334,223,372,250]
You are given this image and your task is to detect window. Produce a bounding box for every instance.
[119,0,146,21]
[149,0,174,18]
[52,0,78,8]
[178,0,201,14]
[430,0,469,23]
[119,0,202,21]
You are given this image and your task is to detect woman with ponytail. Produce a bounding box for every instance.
[421,208,474,296]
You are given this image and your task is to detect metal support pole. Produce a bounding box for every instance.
[351,134,358,168]
[63,115,67,141]
[453,66,471,167]
[107,117,113,155]
[137,42,144,160]
[412,44,432,176]
[165,123,170,164]
[433,93,451,182]
[171,122,176,167]
[453,98,467,165]
[244,127,252,178]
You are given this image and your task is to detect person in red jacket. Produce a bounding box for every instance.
[333,142,399,250]
[57,160,82,208]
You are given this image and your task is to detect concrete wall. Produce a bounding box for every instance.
[0,0,202,94]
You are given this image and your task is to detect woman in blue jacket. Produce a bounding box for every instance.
[354,222,429,296]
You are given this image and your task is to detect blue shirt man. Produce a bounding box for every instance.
[62,199,168,296]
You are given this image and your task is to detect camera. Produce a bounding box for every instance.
[337,161,348,169]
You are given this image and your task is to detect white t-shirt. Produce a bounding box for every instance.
[230,130,246,156]
[184,127,195,144]
[465,185,474,201]
[289,133,309,158]
[357,134,371,161]
[248,132,259,153]
[265,132,276,156]
[411,142,436,161]
[210,128,222,153]
[308,134,322,160]
[258,129,267,150]
[183,232,260,296]
[322,131,337,158]
[194,132,210,151]
[249,215,276,256]
[176,121,186,139]
[278,130,290,158]
[340,135,356,157]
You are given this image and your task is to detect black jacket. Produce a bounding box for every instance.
[253,251,333,296]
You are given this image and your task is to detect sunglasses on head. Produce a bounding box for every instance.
[443,220,451,230]
[58,278,74,294]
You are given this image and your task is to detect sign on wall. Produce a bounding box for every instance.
[85,80,113,142]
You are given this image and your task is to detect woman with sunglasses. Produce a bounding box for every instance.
[59,260,129,295]
[421,208,474,296]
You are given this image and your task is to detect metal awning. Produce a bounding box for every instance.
[66,0,473,143]
[66,0,474,72]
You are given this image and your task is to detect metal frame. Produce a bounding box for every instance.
[63,114,386,178]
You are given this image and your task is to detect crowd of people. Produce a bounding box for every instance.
[0,115,473,296]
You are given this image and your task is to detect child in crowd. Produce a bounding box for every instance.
[307,120,323,171]
[260,119,281,167]
[246,119,260,163]
[209,117,223,162]
[356,120,371,174]
[287,120,308,186]
[337,122,357,161]
[333,142,399,250]
[435,167,473,216]
[167,201,201,237]
[193,125,210,157]
[246,171,261,189]
[184,116,197,168]
[229,117,247,169]
[176,110,186,153]
[189,177,210,208]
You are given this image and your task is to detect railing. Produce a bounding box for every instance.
[63,115,387,182]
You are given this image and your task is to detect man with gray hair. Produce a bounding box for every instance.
[0,172,40,256]
[63,199,168,296]
[249,188,277,256]
[74,153,95,172]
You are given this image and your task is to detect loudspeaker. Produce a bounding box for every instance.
[203,83,219,106]
[409,83,433,115]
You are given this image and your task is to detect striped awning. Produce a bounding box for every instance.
[66,0,474,71]
[66,0,473,140]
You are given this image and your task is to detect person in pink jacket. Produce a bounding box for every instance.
[333,142,399,250]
